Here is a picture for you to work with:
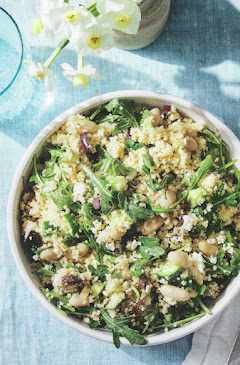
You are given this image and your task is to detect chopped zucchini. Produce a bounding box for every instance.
[188,187,207,208]
[91,282,104,298]
[64,212,79,236]
[106,175,128,192]
[158,262,181,278]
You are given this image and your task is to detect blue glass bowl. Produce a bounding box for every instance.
[0,7,32,120]
[0,7,23,95]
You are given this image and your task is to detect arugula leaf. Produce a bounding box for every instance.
[125,198,154,222]
[94,146,136,177]
[153,155,212,214]
[44,145,66,164]
[211,188,240,208]
[100,309,147,347]
[42,221,63,236]
[88,264,109,278]
[130,237,165,276]
[154,313,206,330]
[124,140,144,151]
[40,288,69,305]
[42,186,80,212]
[202,128,226,167]
[36,269,55,276]
[142,152,172,192]
[80,203,100,230]
[188,155,213,190]
[81,164,117,214]
[143,304,159,333]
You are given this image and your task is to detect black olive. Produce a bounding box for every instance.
[24,231,42,248]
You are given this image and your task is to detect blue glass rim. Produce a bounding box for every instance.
[0,7,24,96]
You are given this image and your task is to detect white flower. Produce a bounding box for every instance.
[97,0,141,34]
[36,0,81,40]
[62,62,104,87]
[76,22,114,55]
[24,60,54,91]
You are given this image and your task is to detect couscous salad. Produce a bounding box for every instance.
[20,99,240,347]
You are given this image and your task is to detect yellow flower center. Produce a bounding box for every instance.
[36,70,45,80]
[73,74,89,87]
[87,33,102,50]
[114,13,131,30]
[32,19,43,35]
[64,10,80,24]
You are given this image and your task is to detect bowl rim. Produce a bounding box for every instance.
[7,90,240,346]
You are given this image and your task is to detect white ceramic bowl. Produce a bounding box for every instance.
[7,90,240,346]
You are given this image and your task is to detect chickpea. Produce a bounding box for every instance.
[185,126,198,138]
[198,239,218,256]
[76,119,98,134]
[141,216,165,236]
[151,108,162,127]
[184,137,198,152]
[40,248,60,261]
[65,243,89,262]
[153,189,177,209]
[77,243,89,256]
[98,226,124,243]
[160,285,190,302]
[69,287,90,307]
[168,251,191,269]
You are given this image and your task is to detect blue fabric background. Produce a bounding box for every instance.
[1,1,240,364]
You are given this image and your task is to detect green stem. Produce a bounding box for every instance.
[196,297,212,315]
[87,3,100,17]
[155,312,206,330]
[77,54,84,69]
[44,38,70,68]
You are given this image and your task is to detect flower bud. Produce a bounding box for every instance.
[32,19,43,35]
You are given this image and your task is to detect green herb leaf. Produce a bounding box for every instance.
[143,304,159,333]
[100,309,147,347]
[88,264,109,278]
[125,198,154,222]
[124,140,144,151]
[81,164,116,214]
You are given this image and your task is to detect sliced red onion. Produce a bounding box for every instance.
[80,133,90,153]
[93,196,101,210]
[162,105,171,114]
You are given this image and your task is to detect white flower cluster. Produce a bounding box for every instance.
[25,0,142,91]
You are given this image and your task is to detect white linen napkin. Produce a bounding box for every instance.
[183,292,240,365]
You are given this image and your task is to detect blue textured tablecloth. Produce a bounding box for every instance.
[1,1,240,364]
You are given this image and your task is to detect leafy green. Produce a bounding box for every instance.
[130,237,165,276]
[211,184,240,208]
[125,198,154,222]
[89,99,139,135]
[36,269,55,276]
[154,313,206,330]
[202,128,226,167]
[142,152,172,192]
[42,221,63,236]
[100,309,147,347]
[81,164,116,214]
[124,140,144,151]
[80,203,100,230]
[143,304,159,333]
[88,264,109,278]
[205,249,240,277]
[188,155,213,190]
[153,155,213,214]
[94,146,136,177]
